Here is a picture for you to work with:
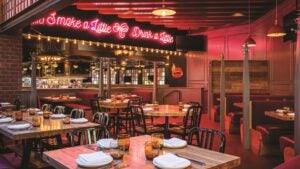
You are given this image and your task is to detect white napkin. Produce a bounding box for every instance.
[287,113,295,116]
[0,117,13,123]
[164,138,187,148]
[97,138,117,149]
[71,118,88,123]
[50,114,66,118]
[183,104,191,108]
[276,109,284,113]
[8,123,31,130]
[182,108,188,112]
[78,151,112,165]
[37,111,43,115]
[153,153,191,169]
[143,107,153,112]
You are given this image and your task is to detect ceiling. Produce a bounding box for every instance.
[73,0,284,32]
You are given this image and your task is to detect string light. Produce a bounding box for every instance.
[110,44,114,48]
[27,34,31,39]
[56,37,60,43]
[129,46,132,50]
[89,41,92,46]
[151,48,154,53]
[38,34,41,40]
[47,36,50,41]
[122,45,126,49]
[96,42,100,46]
[74,39,77,44]
[65,38,69,43]
[103,43,107,48]
[117,45,120,49]
[82,40,85,45]
[140,47,144,52]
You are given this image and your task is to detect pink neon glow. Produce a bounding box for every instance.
[31,13,174,44]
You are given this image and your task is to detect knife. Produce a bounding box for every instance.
[175,153,206,166]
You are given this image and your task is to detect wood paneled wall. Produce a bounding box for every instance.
[189,0,296,95]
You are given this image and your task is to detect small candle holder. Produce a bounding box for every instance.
[117,134,130,151]
[145,141,159,160]
[43,111,51,119]
[32,116,41,127]
[15,111,23,121]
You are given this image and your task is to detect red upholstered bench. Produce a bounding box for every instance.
[64,103,91,110]
[256,124,293,146]
[274,155,300,169]
[279,135,295,161]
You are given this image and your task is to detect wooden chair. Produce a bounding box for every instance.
[168,105,203,139]
[188,127,226,153]
[130,105,164,136]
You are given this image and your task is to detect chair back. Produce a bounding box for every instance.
[187,101,201,107]
[188,127,226,153]
[130,105,147,133]
[183,105,203,130]
[93,112,110,138]
[90,98,100,114]
[70,109,85,118]
[42,104,51,111]
[53,106,65,114]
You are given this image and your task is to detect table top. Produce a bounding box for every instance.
[265,111,295,121]
[233,102,243,109]
[143,105,187,117]
[43,135,240,169]
[99,100,128,109]
[0,113,99,140]
[41,97,82,103]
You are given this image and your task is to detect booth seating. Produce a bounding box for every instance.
[279,135,295,162]
[65,92,98,120]
[274,155,300,169]
[225,95,293,134]
[131,90,152,103]
[239,100,294,156]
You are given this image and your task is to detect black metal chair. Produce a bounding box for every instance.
[41,104,51,111]
[168,105,203,139]
[188,127,226,153]
[93,112,110,139]
[53,105,65,114]
[130,105,164,136]
[90,98,100,115]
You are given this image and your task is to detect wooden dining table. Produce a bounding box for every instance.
[40,96,82,107]
[264,111,295,121]
[0,112,99,168]
[43,135,240,169]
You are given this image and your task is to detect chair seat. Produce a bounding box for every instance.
[135,125,164,134]
[256,124,293,145]
[65,104,91,110]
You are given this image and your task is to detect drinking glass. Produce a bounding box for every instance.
[110,140,124,160]
[145,141,159,160]
[43,111,51,119]
[15,111,23,121]
[151,133,164,149]
[117,134,130,151]
[32,116,41,127]
[29,109,36,116]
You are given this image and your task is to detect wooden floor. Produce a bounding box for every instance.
[0,113,283,169]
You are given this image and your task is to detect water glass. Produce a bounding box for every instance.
[117,134,130,151]
[145,141,159,160]
[151,133,164,149]
[32,116,41,127]
[15,111,23,121]
[43,111,51,119]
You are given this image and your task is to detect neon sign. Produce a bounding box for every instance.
[31,13,174,44]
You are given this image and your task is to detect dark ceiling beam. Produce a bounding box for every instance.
[0,0,76,34]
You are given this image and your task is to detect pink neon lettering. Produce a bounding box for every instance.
[31,14,174,44]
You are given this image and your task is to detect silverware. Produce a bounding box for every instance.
[175,153,206,166]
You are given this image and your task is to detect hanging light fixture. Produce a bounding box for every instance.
[267,0,286,37]
[244,0,256,47]
[152,0,176,17]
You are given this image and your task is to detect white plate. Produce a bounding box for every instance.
[7,123,31,130]
[71,118,88,123]
[37,111,43,115]
[163,138,187,149]
[50,114,66,119]
[0,117,13,123]
[76,153,113,168]
[153,154,191,169]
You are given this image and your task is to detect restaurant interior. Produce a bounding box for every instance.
[0,0,298,168]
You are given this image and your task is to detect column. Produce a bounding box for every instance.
[243,44,250,149]
[30,52,37,108]
[64,59,70,75]
[98,58,104,97]
[153,62,158,103]
[107,59,111,98]
[220,54,225,132]
[294,17,300,155]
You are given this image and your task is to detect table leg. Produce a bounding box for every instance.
[20,139,33,168]
[165,116,170,138]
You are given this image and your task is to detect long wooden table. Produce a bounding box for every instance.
[43,135,240,169]
[264,111,295,121]
[0,112,99,168]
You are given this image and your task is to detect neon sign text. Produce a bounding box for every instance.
[31,13,174,44]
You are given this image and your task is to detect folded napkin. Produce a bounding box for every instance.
[97,138,118,149]
[144,104,154,107]
[164,138,187,148]
[153,153,191,169]
[77,151,112,165]
[0,117,13,123]
[50,114,66,118]
[37,111,43,115]
[182,108,188,112]
[183,104,191,108]
[71,118,88,123]
[8,123,31,130]
[276,109,284,113]
[143,107,153,112]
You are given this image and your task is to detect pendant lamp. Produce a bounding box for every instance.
[152,0,176,17]
[267,0,286,37]
[244,0,256,47]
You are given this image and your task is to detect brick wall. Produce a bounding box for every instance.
[0,34,22,103]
